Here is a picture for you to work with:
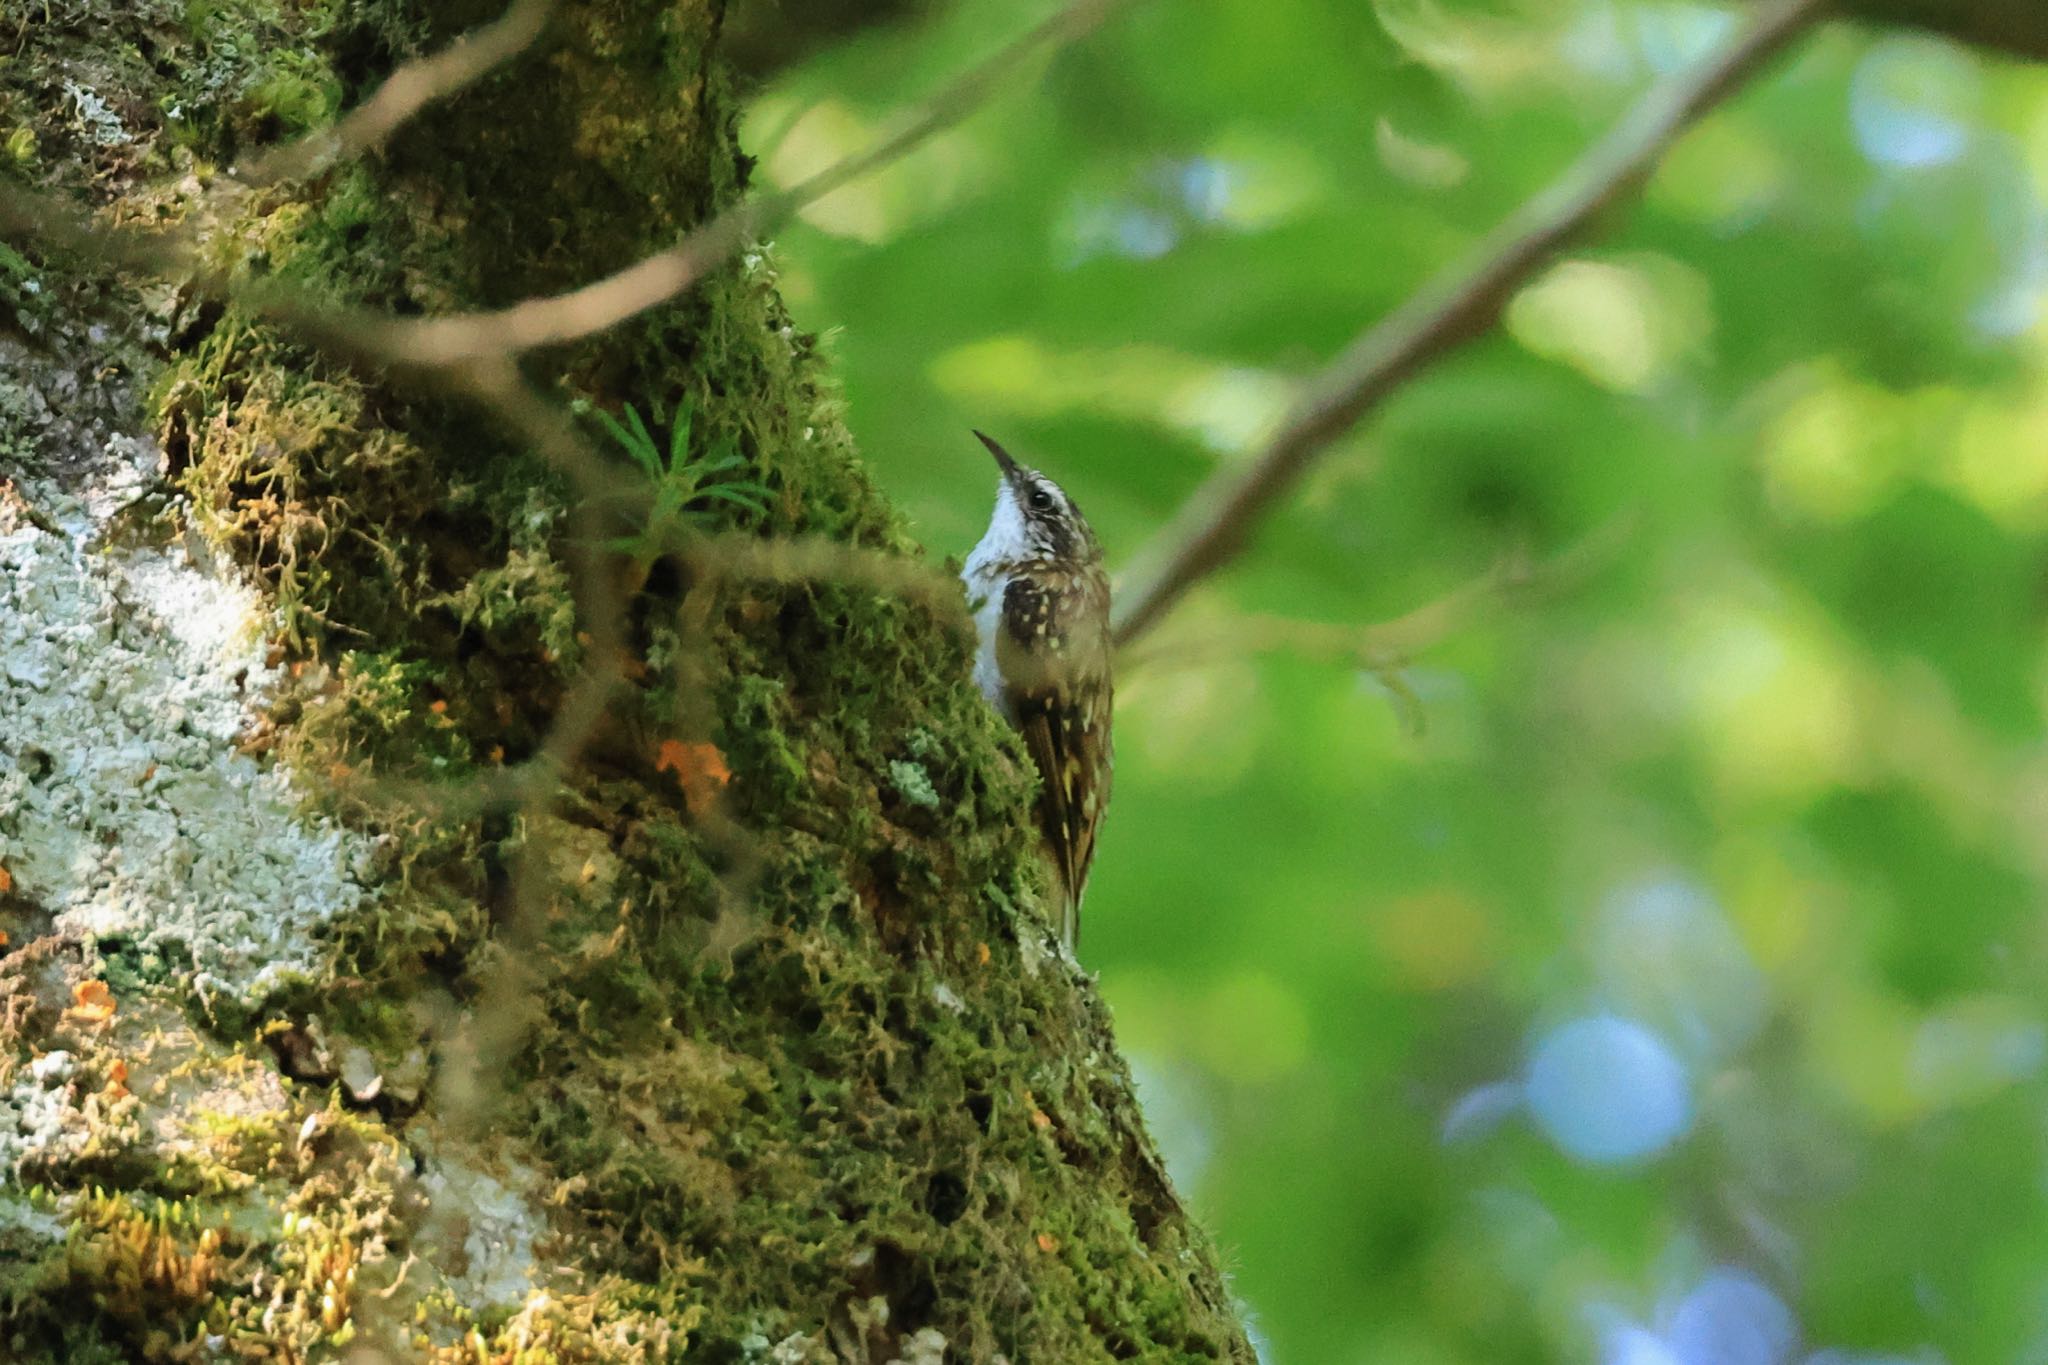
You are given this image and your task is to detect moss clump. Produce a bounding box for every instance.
[48,1191,229,1346]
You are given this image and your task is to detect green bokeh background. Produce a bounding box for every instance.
[752,3,2048,1359]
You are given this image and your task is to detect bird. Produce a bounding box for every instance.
[960,430,1113,950]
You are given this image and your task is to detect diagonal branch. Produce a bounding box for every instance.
[2,0,1125,375]
[1108,0,1830,647]
[238,0,559,186]
[1839,0,2048,62]
[1117,514,1632,729]
[330,0,1128,368]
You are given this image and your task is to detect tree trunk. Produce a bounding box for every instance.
[0,2,1252,1360]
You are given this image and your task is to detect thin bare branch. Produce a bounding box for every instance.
[3,0,1124,374]
[4,0,1124,373]
[682,531,969,622]
[1108,0,1830,647]
[1838,0,2048,62]
[338,0,1127,367]
[1119,517,1631,681]
[0,181,201,277]
[452,359,633,777]
[239,0,558,186]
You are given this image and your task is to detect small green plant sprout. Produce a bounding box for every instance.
[583,398,772,576]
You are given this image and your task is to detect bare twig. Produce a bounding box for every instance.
[331,0,1128,368]
[1108,0,1830,647]
[1119,517,1631,680]
[238,0,559,186]
[0,182,201,276]
[681,531,968,621]
[2,0,1125,374]
[1841,0,2048,62]
[452,359,633,777]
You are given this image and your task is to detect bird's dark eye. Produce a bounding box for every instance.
[1028,487,1055,513]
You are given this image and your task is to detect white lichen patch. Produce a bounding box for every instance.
[61,80,132,147]
[0,519,368,1001]
[0,1050,92,1176]
[885,1328,948,1365]
[408,1127,548,1312]
[740,1332,824,1365]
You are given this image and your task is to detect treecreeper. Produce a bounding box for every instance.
[960,431,1114,949]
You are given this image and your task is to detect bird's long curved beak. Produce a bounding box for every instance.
[973,429,1020,478]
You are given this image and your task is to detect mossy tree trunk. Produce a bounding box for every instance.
[0,2,1252,1360]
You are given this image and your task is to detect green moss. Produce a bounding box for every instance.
[0,1031,404,1360]
[0,382,39,470]
[239,53,344,135]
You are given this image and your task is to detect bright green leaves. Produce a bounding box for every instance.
[586,399,774,571]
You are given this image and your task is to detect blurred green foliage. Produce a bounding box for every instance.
[751,2,2048,1359]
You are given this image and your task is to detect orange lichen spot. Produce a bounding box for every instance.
[976,941,990,967]
[66,979,116,1024]
[429,699,448,714]
[105,1058,130,1098]
[488,744,506,764]
[138,762,158,784]
[328,761,354,783]
[656,739,733,816]
[1036,1232,1060,1253]
[1031,1108,1053,1131]
[0,863,11,895]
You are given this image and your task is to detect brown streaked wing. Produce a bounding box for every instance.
[998,570,1112,941]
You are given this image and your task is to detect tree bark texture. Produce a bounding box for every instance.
[0,1,1252,1360]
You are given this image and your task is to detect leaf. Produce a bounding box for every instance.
[627,403,659,462]
[595,405,661,479]
[667,403,693,470]
[695,484,772,511]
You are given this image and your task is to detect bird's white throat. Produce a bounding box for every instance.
[962,478,1027,579]
[961,478,1024,718]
